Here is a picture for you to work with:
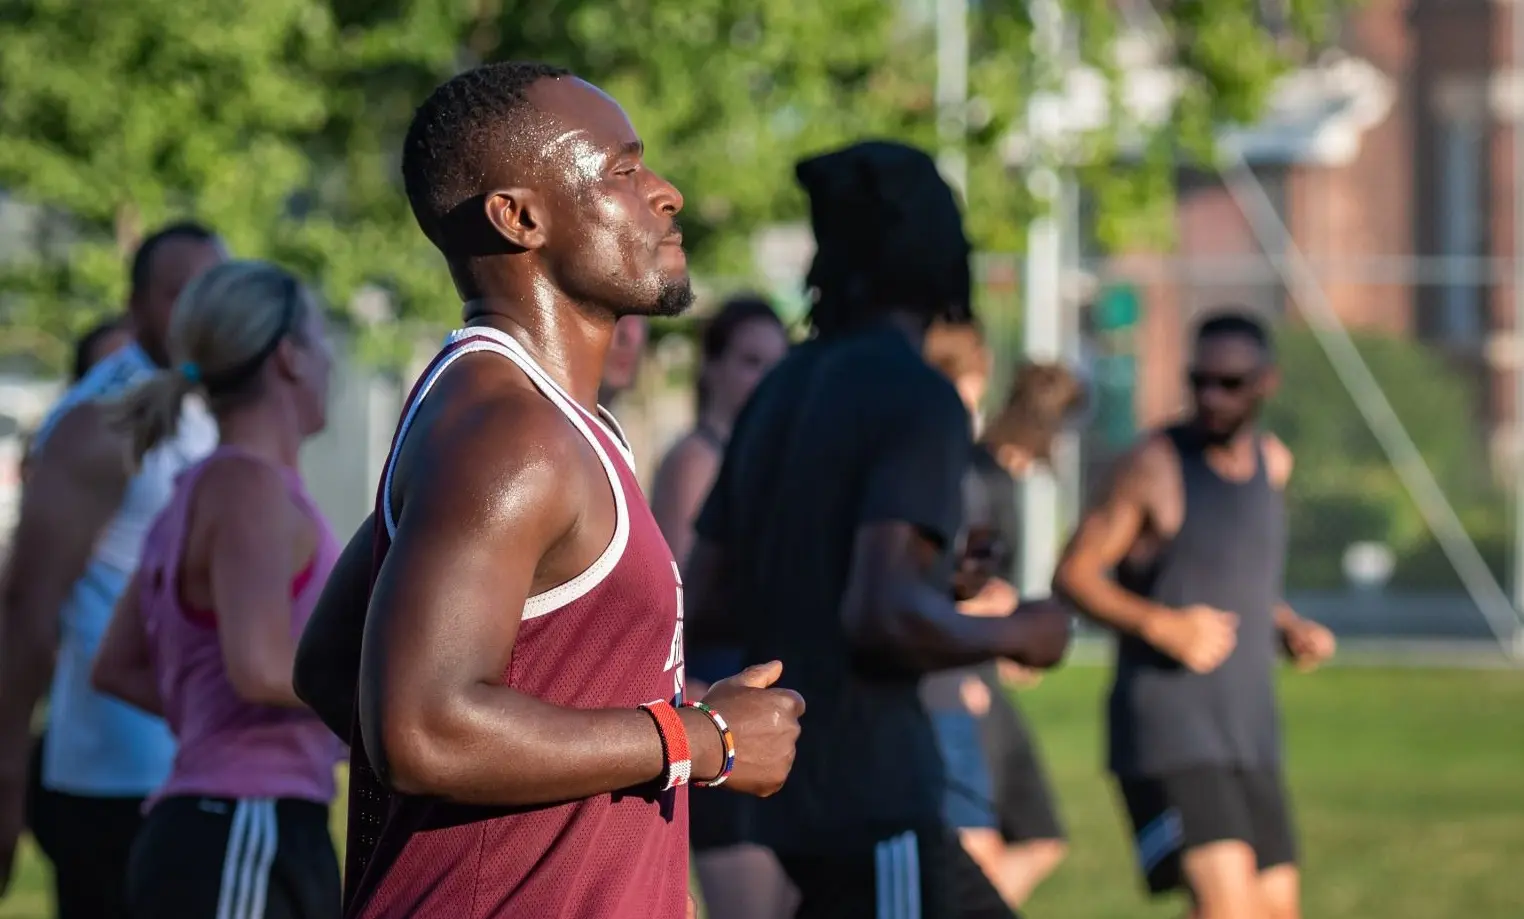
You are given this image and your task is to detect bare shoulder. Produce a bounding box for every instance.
[195,454,290,517]
[657,433,719,483]
[35,401,129,484]
[396,355,589,538]
[1115,429,1180,493]
[1262,432,1294,488]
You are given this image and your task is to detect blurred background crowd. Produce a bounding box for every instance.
[0,0,1521,916]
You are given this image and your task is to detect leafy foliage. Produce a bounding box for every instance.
[0,0,336,365]
[1265,328,1508,589]
[1,0,1351,369]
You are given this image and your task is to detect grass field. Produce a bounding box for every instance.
[3,664,1521,918]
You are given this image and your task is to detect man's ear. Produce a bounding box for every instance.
[484,188,549,250]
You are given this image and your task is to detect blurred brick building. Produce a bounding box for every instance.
[1043,0,1524,471]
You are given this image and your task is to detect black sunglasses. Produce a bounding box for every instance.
[1187,369,1258,393]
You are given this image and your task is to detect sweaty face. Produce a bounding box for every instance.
[133,238,228,366]
[1188,334,1272,444]
[528,79,693,319]
[704,318,788,421]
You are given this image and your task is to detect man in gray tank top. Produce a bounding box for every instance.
[1055,311,1335,919]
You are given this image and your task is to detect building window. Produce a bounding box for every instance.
[1436,113,1485,346]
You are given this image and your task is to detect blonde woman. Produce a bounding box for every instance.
[92,260,344,919]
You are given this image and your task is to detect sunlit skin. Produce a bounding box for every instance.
[292,76,804,919]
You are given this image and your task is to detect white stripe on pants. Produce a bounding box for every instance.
[215,798,278,919]
[873,831,922,919]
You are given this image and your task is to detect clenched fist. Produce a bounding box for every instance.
[685,661,804,797]
[1143,604,1239,673]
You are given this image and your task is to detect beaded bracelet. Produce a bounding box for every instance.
[639,699,692,791]
[683,701,736,788]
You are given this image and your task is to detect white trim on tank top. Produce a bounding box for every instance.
[381,327,630,620]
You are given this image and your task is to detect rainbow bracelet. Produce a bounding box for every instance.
[683,701,736,788]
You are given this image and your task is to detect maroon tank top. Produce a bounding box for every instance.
[343,327,688,919]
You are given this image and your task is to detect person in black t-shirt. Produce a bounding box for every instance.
[923,323,1082,910]
[684,140,1072,919]
[650,295,794,919]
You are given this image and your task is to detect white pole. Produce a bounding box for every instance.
[1058,176,1085,537]
[1023,169,1064,597]
[1020,0,1067,598]
[935,0,969,198]
[1511,0,1524,653]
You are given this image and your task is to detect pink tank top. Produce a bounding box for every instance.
[137,445,345,805]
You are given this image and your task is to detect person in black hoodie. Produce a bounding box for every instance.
[683,140,1072,919]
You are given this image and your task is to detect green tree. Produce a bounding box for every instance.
[1,0,1352,368]
[324,0,1351,321]
[1265,328,1508,589]
[0,0,340,366]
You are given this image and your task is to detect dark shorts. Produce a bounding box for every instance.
[25,735,144,919]
[931,711,998,831]
[126,795,340,919]
[1117,766,1297,895]
[977,688,1065,844]
[779,827,1017,919]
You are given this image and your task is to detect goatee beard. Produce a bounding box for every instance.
[651,278,695,317]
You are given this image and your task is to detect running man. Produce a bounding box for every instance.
[92,261,345,919]
[684,140,1071,918]
[294,63,802,919]
[1054,311,1336,919]
[0,223,225,917]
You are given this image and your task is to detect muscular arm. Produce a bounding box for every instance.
[841,521,1054,672]
[360,393,719,805]
[91,572,163,716]
[650,438,719,571]
[204,458,307,708]
[294,514,375,739]
[0,404,128,779]
[839,388,1060,672]
[1052,436,1178,637]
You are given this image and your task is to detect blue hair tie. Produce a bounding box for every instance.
[179,362,201,384]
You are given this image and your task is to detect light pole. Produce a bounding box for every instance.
[935,0,969,198]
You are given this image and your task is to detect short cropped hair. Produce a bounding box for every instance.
[129,222,216,296]
[402,61,572,250]
[1195,309,1272,354]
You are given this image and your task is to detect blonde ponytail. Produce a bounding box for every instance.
[111,367,200,467]
[107,259,313,468]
